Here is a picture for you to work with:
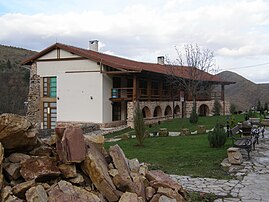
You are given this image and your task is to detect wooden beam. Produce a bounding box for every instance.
[102,70,140,75]
[133,75,137,101]
[147,78,151,101]
[159,81,163,101]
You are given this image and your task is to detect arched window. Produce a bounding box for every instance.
[198,104,209,116]
[174,105,180,115]
[153,106,162,117]
[164,105,172,116]
[142,106,151,118]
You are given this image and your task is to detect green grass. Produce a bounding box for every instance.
[104,115,245,179]
[105,127,133,139]
[106,115,245,139]
[105,134,234,179]
[146,114,244,133]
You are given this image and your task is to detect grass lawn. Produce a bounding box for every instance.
[105,135,233,179]
[146,114,244,133]
[105,115,245,179]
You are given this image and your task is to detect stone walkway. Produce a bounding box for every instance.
[171,128,269,202]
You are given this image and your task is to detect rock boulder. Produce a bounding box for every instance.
[20,156,61,181]
[0,114,37,151]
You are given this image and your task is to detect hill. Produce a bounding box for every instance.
[0,44,36,115]
[217,71,269,111]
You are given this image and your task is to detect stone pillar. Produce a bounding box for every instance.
[221,84,225,115]
[26,63,41,129]
[127,101,135,128]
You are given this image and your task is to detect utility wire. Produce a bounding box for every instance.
[223,62,269,71]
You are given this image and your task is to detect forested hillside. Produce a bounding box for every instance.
[0,44,36,115]
[217,71,269,112]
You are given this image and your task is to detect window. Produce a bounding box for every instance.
[43,102,57,129]
[112,102,121,121]
[43,77,57,97]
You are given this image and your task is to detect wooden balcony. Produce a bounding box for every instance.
[111,88,133,101]
[188,91,222,101]
[110,88,180,101]
[110,88,222,102]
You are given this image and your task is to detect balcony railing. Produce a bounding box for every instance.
[189,91,222,101]
[111,88,222,101]
[111,88,133,100]
[111,88,179,101]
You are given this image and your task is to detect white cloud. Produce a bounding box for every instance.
[0,0,269,83]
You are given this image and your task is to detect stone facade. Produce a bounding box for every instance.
[127,100,231,127]
[26,63,41,129]
[127,101,183,127]
[185,100,230,118]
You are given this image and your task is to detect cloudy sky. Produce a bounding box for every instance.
[0,0,269,83]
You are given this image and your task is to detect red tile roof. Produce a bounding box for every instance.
[22,43,234,84]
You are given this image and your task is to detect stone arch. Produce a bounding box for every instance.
[174,105,180,115]
[164,105,172,116]
[198,104,209,116]
[142,106,151,118]
[153,106,162,117]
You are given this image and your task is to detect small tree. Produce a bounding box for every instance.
[208,123,227,148]
[212,99,221,116]
[133,106,146,146]
[189,106,198,124]
[257,100,262,112]
[230,103,236,114]
[264,102,268,111]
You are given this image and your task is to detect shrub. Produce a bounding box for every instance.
[208,123,227,148]
[230,114,236,127]
[133,106,146,146]
[264,102,268,111]
[189,106,198,124]
[247,108,258,118]
[230,103,236,114]
[212,99,221,116]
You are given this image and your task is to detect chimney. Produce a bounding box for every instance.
[89,40,98,51]
[157,56,165,65]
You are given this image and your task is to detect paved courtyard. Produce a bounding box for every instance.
[171,128,269,202]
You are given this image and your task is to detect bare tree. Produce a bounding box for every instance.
[167,44,217,101]
[166,44,217,118]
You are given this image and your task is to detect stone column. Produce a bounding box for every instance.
[127,102,135,128]
[221,84,225,115]
[26,63,41,129]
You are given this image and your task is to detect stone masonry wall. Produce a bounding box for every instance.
[26,63,41,129]
[185,100,231,118]
[127,101,182,127]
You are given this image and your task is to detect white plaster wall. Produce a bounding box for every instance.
[57,72,103,123]
[37,60,100,77]
[39,49,81,59]
[102,74,113,123]
[35,50,114,124]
